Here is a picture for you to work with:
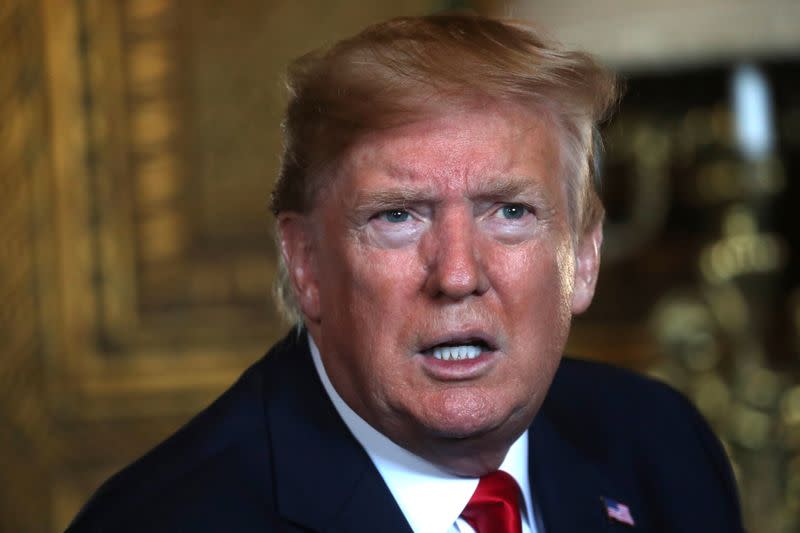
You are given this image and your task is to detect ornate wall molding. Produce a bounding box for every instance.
[1,2,57,530]
[41,0,272,425]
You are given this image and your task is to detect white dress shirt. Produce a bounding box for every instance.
[309,335,539,533]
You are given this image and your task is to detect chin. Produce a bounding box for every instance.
[400,392,530,454]
[421,382,535,432]
[412,388,499,431]
[422,411,508,440]
[413,421,526,477]
[436,453,508,478]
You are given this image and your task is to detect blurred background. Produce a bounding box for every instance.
[1,0,798,531]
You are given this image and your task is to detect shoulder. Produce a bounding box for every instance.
[66,332,305,532]
[544,357,743,530]
[545,357,719,449]
[545,356,733,474]
[546,356,695,424]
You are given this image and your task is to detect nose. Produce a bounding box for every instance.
[423,210,489,300]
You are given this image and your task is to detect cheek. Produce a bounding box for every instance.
[488,240,575,327]
[554,240,577,311]
[328,240,424,320]
[556,238,576,286]
[491,239,569,290]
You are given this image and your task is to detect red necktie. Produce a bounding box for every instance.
[460,470,522,533]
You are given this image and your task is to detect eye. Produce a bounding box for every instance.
[378,209,411,223]
[499,204,528,220]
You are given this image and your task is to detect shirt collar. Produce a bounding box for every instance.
[308,334,534,533]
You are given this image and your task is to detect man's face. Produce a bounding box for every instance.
[279,103,601,475]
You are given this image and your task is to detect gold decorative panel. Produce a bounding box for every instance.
[1,3,50,530]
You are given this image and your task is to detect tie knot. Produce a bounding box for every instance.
[461,471,522,533]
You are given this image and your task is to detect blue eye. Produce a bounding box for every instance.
[500,204,527,220]
[380,209,411,223]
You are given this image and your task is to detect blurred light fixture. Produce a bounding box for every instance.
[732,64,775,160]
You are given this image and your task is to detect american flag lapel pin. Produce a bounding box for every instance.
[602,497,635,527]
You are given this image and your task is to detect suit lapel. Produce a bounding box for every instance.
[265,334,413,533]
[531,412,638,532]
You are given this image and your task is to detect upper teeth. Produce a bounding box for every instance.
[431,345,483,361]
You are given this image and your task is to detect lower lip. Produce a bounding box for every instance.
[417,351,497,381]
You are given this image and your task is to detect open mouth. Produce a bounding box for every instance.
[421,338,495,361]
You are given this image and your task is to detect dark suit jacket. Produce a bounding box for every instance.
[67,331,744,532]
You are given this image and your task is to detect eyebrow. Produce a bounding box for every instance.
[467,176,548,203]
[349,174,551,214]
[352,186,437,210]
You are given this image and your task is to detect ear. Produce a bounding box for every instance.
[277,213,321,322]
[571,222,603,315]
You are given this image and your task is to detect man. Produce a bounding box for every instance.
[69,14,744,532]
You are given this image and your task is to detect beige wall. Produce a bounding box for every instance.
[503,0,800,68]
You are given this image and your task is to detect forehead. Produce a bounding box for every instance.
[333,103,564,197]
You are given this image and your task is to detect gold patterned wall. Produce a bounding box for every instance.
[1,3,51,530]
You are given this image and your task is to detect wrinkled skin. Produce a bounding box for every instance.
[278,103,602,476]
